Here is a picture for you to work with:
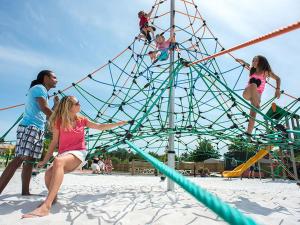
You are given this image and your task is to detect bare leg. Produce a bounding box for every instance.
[247,109,257,134]
[143,28,151,42]
[148,27,155,39]
[136,33,146,41]
[0,157,23,194]
[35,168,57,208]
[22,154,81,218]
[148,52,157,61]
[244,84,261,134]
[243,85,253,101]
[44,167,57,203]
[22,158,34,195]
[44,167,52,191]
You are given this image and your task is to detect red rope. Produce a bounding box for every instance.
[2,10,299,111]
[0,104,25,111]
[190,21,300,65]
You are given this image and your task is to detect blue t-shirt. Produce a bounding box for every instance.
[20,84,48,130]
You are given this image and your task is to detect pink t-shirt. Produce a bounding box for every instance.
[156,40,170,50]
[56,117,88,154]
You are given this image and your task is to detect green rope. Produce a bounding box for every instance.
[126,140,258,225]
[0,113,23,142]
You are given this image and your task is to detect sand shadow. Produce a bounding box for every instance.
[40,186,216,225]
[263,179,297,185]
[229,196,291,216]
[0,193,46,215]
[58,188,170,223]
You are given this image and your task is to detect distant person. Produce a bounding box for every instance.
[22,96,127,218]
[91,156,104,174]
[104,157,113,174]
[236,56,281,138]
[98,157,105,173]
[0,70,58,195]
[137,7,156,43]
[91,156,100,174]
[231,158,237,169]
[248,165,255,179]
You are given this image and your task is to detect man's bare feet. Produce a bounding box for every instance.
[22,204,50,218]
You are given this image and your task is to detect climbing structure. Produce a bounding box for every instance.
[1,0,299,173]
[1,1,300,224]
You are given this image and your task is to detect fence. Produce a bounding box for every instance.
[111,160,224,176]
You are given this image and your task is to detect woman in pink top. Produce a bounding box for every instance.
[23,96,127,218]
[236,56,281,136]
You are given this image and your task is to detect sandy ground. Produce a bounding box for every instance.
[0,170,299,225]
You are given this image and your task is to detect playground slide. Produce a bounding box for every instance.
[223,147,272,178]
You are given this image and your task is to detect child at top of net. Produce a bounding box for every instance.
[138,7,156,44]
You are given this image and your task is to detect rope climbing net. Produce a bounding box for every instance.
[1,1,300,224]
[1,0,300,158]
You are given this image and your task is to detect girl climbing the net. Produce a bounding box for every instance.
[137,7,156,44]
[148,33,176,63]
[236,56,281,138]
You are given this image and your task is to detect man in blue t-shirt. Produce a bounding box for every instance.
[0,70,58,195]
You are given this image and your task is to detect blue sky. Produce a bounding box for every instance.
[0,0,299,147]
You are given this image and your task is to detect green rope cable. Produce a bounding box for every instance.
[0,113,23,141]
[268,150,298,180]
[126,140,258,225]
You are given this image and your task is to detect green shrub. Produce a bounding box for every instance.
[111,157,120,165]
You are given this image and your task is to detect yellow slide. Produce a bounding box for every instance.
[223,146,272,178]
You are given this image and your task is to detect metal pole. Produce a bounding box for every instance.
[167,0,175,191]
[258,161,262,180]
[289,116,299,180]
[265,120,275,180]
[279,147,286,179]
[270,154,275,181]
[296,115,300,130]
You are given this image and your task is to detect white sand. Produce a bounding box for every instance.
[0,170,299,225]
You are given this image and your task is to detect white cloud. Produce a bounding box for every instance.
[197,0,300,38]
[58,0,151,42]
[0,45,48,68]
[0,45,90,75]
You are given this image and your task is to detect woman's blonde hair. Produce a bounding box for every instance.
[49,96,81,131]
